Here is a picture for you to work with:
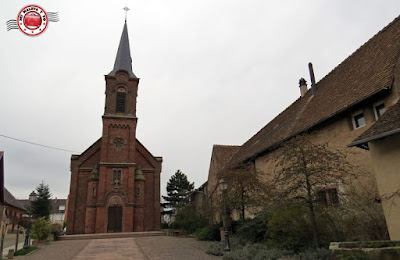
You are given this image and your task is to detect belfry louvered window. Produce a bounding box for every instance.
[116,87,126,113]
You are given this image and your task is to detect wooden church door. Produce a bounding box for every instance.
[107,206,122,232]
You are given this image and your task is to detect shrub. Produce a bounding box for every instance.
[296,248,330,260]
[51,223,62,240]
[223,243,292,260]
[206,237,246,256]
[206,241,224,256]
[170,208,208,234]
[267,204,313,251]
[160,222,169,229]
[195,224,221,241]
[30,217,51,240]
[236,209,269,243]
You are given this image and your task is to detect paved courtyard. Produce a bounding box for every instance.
[18,236,220,260]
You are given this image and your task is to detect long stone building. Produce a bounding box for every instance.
[207,14,400,235]
[67,22,162,234]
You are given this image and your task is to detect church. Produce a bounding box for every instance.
[66,21,162,234]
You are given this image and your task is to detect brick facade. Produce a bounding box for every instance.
[66,22,162,234]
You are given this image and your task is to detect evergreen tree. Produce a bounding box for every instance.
[31,182,52,220]
[162,170,194,217]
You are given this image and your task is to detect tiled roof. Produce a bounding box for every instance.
[212,145,241,172]
[207,145,241,195]
[349,102,400,148]
[4,188,25,210]
[228,15,400,167]
[18,198,67,214]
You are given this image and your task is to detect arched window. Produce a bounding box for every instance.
[116,87,126,113]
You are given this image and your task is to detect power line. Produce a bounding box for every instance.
[0,133,79,153]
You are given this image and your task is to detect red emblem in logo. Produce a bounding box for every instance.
[17,5,48,36]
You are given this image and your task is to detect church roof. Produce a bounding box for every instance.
[226,15,400,168]
[108,21,137,78]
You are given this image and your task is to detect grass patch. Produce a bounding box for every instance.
[14,246,38,256]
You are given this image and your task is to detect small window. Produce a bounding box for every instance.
[116,87,126,113]
[136,187,140,196]
[317,188,339,205]
[353,112,366,129]
[327,188,339,205]
[59,205,65,211]
[92,188,97,199]
[374,103,386,120]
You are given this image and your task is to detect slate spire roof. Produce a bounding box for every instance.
[108,21,137,78]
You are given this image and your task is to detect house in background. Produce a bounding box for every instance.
[4,188,25,233]
[207,15,400,229]
[19,197,67,225]
[349,102,400,240]
[49,198,67,225]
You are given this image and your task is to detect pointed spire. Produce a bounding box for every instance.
[108,21,137,78]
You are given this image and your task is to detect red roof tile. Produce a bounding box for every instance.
[228,15,400,167]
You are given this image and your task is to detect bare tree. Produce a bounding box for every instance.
[221,162,267,220]
[271,134,358,248]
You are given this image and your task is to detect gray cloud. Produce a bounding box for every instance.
[1,0,399,199]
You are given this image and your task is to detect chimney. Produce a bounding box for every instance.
[299,78,308,97]
[308,62,317,95]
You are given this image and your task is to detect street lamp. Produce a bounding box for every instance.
[23,191,37,249]
[219,178,230,251]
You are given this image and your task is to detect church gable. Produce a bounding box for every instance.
[135,139,160,169]
[74,138,102,168]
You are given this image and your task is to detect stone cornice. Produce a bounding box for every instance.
[99,162,137,167]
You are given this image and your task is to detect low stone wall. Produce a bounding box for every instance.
[329,241,400,259]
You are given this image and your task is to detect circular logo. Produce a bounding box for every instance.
[17,5,48,36]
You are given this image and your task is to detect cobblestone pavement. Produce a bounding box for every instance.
[135,236,220,260]
[19,240,91,260]
[19,236,220,260]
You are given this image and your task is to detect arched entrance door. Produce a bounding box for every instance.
[107,205,122,232]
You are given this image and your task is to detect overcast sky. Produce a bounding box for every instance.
[1,1,400,200]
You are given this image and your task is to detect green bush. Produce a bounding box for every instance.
[206,237,246,256]
[31,217,51,240]
[267,204,313,251]
[194,224,221,241]
[296,248,330,260]
[206,241,225,256]
[236,209,269,243]
[51,223,62,240]
[170,208,208,234]
[223,243,292,260]
[160,222,169,229]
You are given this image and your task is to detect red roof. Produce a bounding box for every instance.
[228,15,400,167]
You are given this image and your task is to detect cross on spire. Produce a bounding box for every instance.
[123,6,130,22]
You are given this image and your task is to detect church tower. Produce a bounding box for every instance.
[66,22,162,234]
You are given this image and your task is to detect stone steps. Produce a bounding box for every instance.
[59,231,165,240]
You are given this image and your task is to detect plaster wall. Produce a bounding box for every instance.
[369,135,400,240]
